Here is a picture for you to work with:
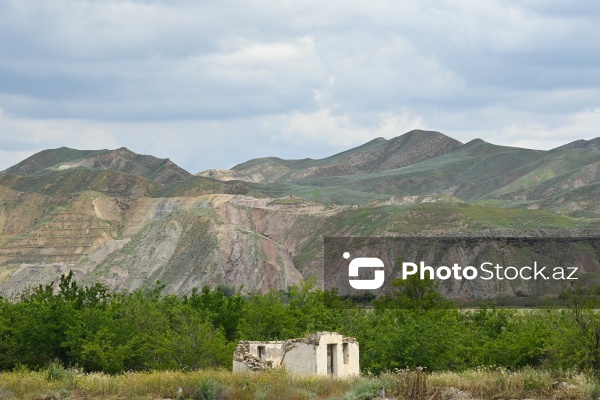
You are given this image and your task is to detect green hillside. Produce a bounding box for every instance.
[3,146,191,184]
[1,131,599,298]
[3,147,108,175]
[252,139,600,217]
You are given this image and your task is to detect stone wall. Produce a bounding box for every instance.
[232,331,360,377]
[232,341,277,372]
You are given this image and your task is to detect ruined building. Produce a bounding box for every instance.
[233,332,359,377]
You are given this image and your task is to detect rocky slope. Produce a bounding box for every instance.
[1,131,599,298]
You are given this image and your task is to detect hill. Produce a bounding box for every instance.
[198,130,462,182]
[252,139,600,217]
[4,146,191,184]
[1,132,599,297]
[553,137,600,151]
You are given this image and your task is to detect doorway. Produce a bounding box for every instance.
[327,344,337,375]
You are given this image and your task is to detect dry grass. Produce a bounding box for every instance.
[381,367,599,400]
[429,366,556,399]
[0,365,357,400]
[1,364,598,400]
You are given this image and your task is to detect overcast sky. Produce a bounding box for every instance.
[1,0,599,173]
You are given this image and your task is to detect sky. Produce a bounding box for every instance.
[1,0,600,173]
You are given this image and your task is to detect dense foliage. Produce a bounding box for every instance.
[1,272,599,374]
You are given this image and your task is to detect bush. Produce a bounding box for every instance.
[2,273,600,376]
[194,377,224,400]
[341,378,384,400]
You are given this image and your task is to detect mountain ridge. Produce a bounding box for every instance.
[1,131,600,297]
[4,146,191,184]
[552,137,600,151]
[199,129,463,183]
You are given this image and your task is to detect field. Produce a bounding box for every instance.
[1,364,598,400]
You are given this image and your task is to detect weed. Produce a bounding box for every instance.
[0,368,594,400]
[194,377,224,400]
[340,378,383,400]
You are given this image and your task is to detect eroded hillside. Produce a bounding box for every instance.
[1,130,599,297]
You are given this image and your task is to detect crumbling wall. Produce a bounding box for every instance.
[282,342,316,375]
[232,332,360,377]
[341,337,360,377]
[233,341,276,372]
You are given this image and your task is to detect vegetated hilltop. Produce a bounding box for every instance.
[250,138,600,216]
[1,131,599,297]
[5,146,191,184]
[198,129,462,182]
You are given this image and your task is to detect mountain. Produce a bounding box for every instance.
[552,137,600,151]
[0,151,253,198]
[251,138,600,216]
[1,133,599,298]
[0,168,163,197]
[4,146,191,184]
[286,130,463,180]
[198,130,462,183]
[3,147,107,176]
[199,157,311,183]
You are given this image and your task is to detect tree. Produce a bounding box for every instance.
[374,272,452,310]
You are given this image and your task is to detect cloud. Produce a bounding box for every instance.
[0,0,599,171]
[0,107,355,172]
[495,108,600,149]
[0,108,119,150]
[279,108,424,147]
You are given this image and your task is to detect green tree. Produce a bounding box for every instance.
[374,273,452,310]
[184,285,245,341]
[238,290,298,340]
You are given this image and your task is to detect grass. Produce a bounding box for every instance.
[3,147,108,176]
[387,202,581,233]
[1,364,598,400]
[0,168,164,197]
[0,366,355,400]
[247,143,600,218]
[267,197,304,205]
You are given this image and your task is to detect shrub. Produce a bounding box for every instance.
[194,377,224,400]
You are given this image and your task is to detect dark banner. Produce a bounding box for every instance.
[323,236,600,308]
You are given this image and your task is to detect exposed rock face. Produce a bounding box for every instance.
[0,191,121,265]
[198,157,300,183]
[1,132,600,299]
[83,196,305,294]
[0,193,315,297]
